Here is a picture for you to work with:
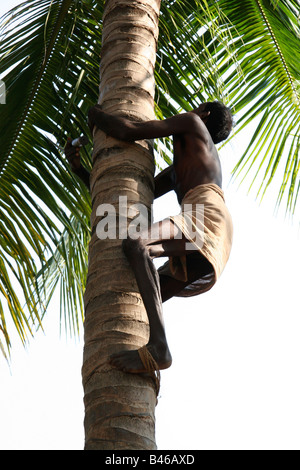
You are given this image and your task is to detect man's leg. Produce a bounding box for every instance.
[109,218,194,373]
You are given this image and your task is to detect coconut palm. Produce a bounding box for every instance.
[0,0,299,449]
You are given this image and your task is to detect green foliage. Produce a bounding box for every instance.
[0,0,299,357]
[218,0,300,211]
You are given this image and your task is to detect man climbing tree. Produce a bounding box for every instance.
[65,100,234,388]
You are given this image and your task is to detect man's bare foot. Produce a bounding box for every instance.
[109,343,172,374]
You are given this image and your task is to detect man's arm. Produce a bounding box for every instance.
[88,105,206,142]
[64,138,90,190]
[72,165,91,189]
[154,165,175,199]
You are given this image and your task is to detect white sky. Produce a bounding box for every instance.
[1,0,300,451]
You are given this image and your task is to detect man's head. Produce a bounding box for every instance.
[197,101,233,144]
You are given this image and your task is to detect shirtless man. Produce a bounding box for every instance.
[65,101,233,377]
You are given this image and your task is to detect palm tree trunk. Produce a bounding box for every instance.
[82,0,161,450]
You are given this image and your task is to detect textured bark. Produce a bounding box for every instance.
[82,0,161,450]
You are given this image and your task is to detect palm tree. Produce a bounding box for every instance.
[82,0,161,449]
[0,0,299,449]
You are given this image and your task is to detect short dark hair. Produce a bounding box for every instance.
[204,101,233,144]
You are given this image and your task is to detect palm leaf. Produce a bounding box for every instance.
[215,0,300,211]
[0,0,97,356]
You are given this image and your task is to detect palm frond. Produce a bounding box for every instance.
[0,0,98,356]
[217,0,300,211]
[155,0,240,163]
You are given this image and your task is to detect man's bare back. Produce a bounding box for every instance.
[172,113,222,202]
